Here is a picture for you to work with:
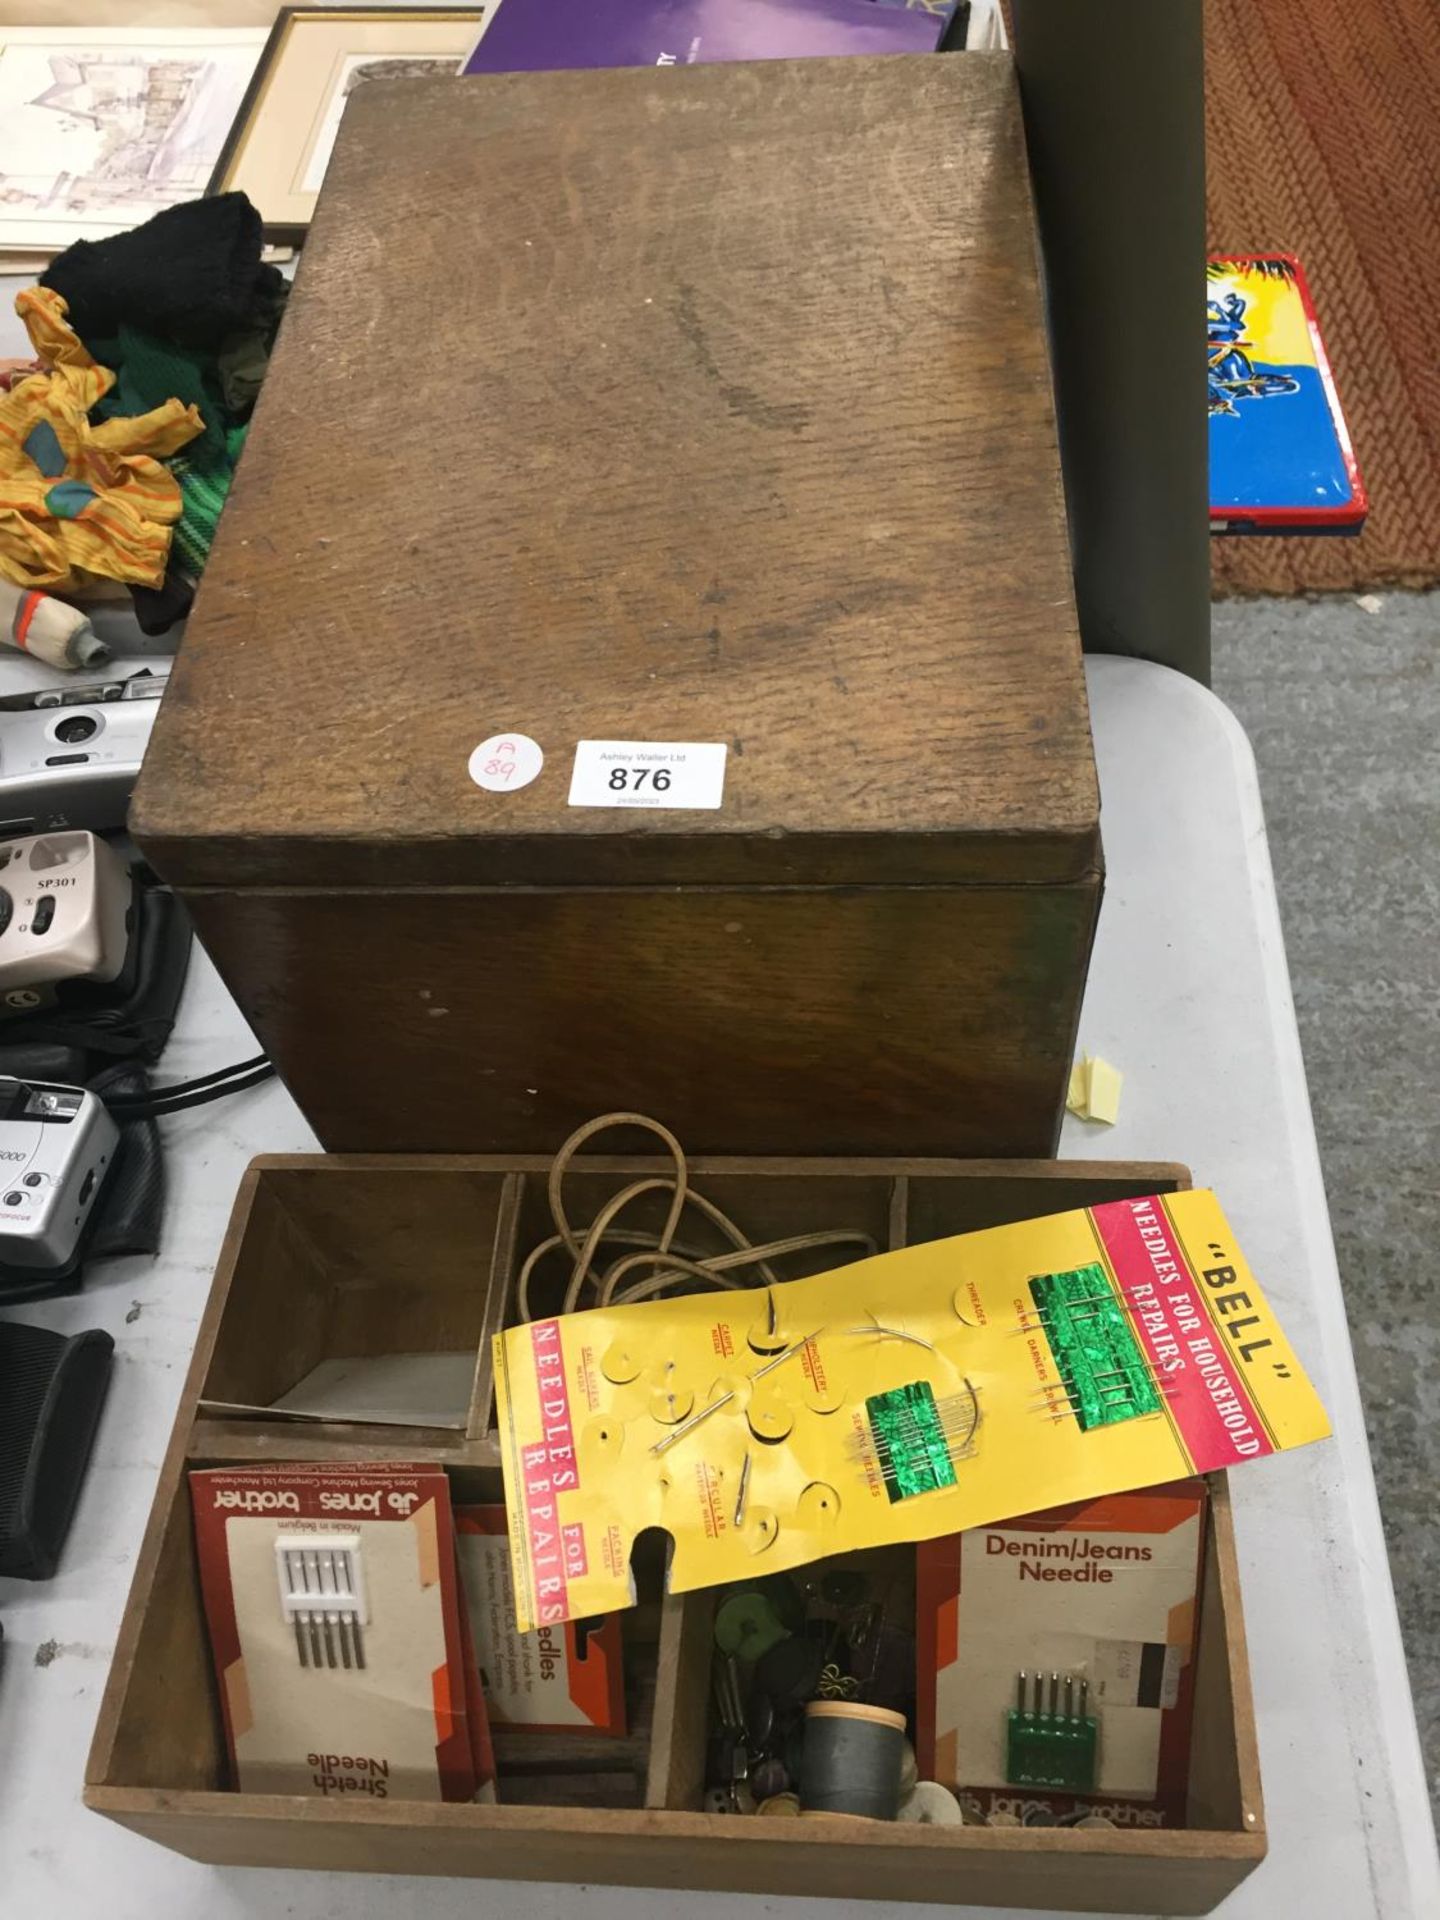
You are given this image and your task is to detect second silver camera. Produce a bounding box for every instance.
[0,830,133,1016]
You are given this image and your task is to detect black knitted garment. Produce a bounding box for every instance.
[41,193,283,351]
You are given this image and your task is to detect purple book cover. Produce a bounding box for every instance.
[463,0,951,74]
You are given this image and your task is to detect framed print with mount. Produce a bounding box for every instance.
[0,25,266,253]
[208,8,487,240]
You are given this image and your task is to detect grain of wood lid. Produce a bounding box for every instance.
[132,54,1096,894]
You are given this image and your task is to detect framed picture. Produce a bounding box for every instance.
[0,26,268,251]
[210,8,487,239]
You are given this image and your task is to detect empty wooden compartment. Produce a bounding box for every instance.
[192,1159,521,1454]
[87,1155,1264,1912]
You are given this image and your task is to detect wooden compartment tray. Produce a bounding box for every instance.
[86,1155,1265,1914]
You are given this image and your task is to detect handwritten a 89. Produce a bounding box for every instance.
[608,766,671,793]
[469,732,543,793]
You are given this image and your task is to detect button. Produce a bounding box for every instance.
[31,894,55,935]
[22,1172,43,1187]
[3,1190,23,1207]
[0,887,10,934]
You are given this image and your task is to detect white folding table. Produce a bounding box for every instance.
[0,654,1435,1919]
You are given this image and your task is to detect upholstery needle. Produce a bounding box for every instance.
[734,1451,753,1527]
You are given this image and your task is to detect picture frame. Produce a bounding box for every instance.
[0,25,268,252]
[209,7,488,240]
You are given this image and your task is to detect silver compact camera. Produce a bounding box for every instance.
[0,830,134,1016]
[0,1078,118,1269]
[0,665,169,836]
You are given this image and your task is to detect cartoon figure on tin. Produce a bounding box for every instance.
[1206,289,1299,417]
[1206,254,1366,530]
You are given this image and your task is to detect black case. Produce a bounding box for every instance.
[0,876,191,1069]
[0,1319,114,1579]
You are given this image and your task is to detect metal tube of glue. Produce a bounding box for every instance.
[0,580,108,670]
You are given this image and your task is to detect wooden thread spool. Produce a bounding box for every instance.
[799,1701,907,1822]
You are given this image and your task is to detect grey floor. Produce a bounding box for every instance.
[1211,590,1439,1827]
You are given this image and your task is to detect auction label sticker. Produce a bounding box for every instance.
[568,741,727,810]
[469,733,544,792]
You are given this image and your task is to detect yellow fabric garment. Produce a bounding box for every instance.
[0,287,203,592]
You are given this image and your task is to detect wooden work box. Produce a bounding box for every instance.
[131,53,1100,1160]
[87,1157,1265,1913]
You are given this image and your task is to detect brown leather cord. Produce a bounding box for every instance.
[597,1232,880,1309]
[517,1112,878,1323]
[515,1226,720,1324]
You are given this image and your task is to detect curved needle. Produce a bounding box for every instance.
[841,1311,935,1353]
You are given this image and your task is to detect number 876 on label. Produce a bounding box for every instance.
[608,765,672,792]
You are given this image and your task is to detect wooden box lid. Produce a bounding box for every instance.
[134,54,1097,894]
